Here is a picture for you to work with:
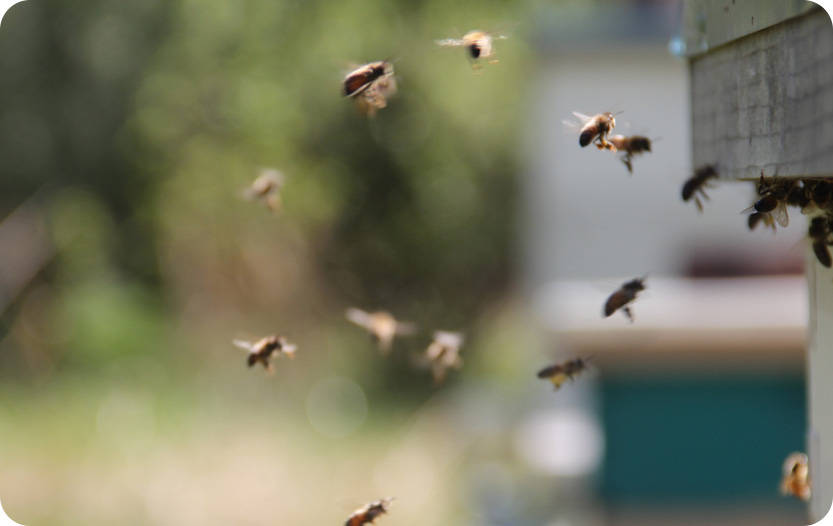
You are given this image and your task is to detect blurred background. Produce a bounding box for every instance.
[0,0,809,524]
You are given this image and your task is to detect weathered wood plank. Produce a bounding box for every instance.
[691,8,833,181]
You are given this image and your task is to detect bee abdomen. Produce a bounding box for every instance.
[813,241,832,267]
[579,129,594,147]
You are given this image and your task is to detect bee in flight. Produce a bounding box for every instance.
[808,216,832,267]
[436,30,507,68]
[245,168,284,212]
[424,330,464,384]
[565,112,618,151]
[343,61,397,116]
[344,498,393,526]
[608,135,652,174]
[232,335,296,373]
[681,165,718,212]
[536,357,592,390]
[603,277,646,323]
[780,452,811,502]
[345,308,416,353]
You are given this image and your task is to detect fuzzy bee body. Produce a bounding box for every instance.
[603,278,646,323]
[343,61,396,116]
[437,30,504,67]
[425,331,464,384]
[346,308,415,353]
[780,452,811,502]
[575,112,616,150]
[537,357,591,390]
[809,216,832,267]
[233,335,296,373]
[608,135,652,173]
[682,165,718,211]
[345,499,392,526]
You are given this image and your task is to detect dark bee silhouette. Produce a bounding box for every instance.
[681,165,718,211]
[603,278,646,323]
[537,357,591,390]
[786,182,811,209]
[424,331,464,384]
[748,211,775,231]
[345,498,393,526]
[343,61,396,116]
[436,30,506,68]
[752,175,792,228]
[780,452,811,502]
[608,135,652,173]
[346,308,416,353]
[811,180,833,209]
[572,112,617,150]
[233,335,296,373]
[809,216,832,267]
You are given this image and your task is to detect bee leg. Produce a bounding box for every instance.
[695,197,703,212]
[622,156,633,174]
[622,306,634,323]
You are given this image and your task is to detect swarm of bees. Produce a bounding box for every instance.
[343,61,397,116]
[345,307,416,353]
[424,330,465,384]
[344,498,393,526]
[232,335,296,373]
[603,277,646,323]
[436,30,506,68]
[780,452,811,502]
[536,357,592,390]
[245,168,285,212]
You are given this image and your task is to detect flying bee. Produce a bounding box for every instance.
[536,357,592,390]
[343,61,396,116]
[681,165,718,211]
[232,335,296,373]
[568,111,617,150]
[436,30,507,67]
[603,277,646,323]
[780,452,811,502]
[345,307,416,353]
[345,498,393,526]
[245,168,284,212]
[608,135,652,173]
[808,216,832,267]
[424,330,464,384]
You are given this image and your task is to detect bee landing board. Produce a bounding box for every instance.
[689,6,833,181]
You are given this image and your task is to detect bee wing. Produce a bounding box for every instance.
[233,339,254,352]
[346,308,373,330]
[436,38,465,47]
[571,111,593,124]
[280,342,297,358]
[395,320,417,335]
[773,202,789,228]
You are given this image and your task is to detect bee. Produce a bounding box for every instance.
[681,165,718,211]
[345,308,416,353]
[603,277,646,323]
[245,168,284,212]
[232,335,296,373]
[752,174,792,228]
[571,112,617,150]
[343,61,396,116]
[425,330,464,384]
[748,211,775,231]
[780,452,811,502]
[436,30,506,67]
[608,135,652,174]
[345,498,393,526]
[536,357,592,390]
[808,216,832,267]
[786,181,811,210]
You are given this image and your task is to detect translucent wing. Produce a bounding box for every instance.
[773,202,789,228]
[436,38,465,47]
[233,339,254,352]
[345,308,373,330]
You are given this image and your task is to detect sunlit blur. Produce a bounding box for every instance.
[0,1,808,525]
